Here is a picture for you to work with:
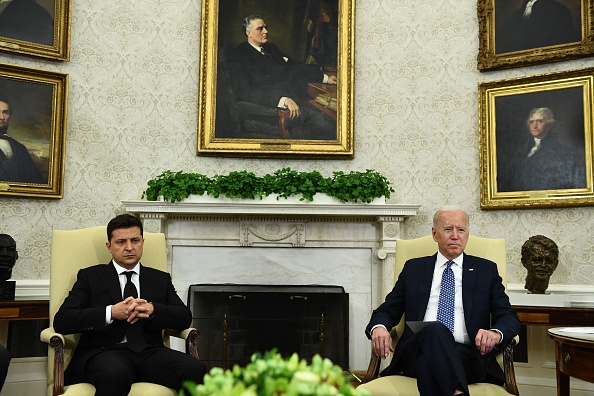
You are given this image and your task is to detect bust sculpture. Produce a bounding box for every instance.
[0,234,17,281]
[521,235,559,294]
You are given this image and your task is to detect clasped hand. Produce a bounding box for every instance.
[112,297,154,324]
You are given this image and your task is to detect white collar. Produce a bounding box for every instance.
[523,0,539,18]
[112,260,140,274]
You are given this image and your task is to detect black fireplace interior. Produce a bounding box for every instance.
[188,284,349,370]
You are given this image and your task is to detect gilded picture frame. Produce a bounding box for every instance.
[0,0,71,61]
[0,63,68,198]
[197,0,355,158]
[479,67,594,209]
[477,0,592,71]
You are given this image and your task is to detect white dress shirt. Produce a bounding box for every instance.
[105,260,141,325]
[423,252,470,344]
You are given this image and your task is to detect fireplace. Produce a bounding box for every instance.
[188,284,349,369]
[123,200,418,369]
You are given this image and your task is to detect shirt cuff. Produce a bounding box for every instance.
[490,328,503,343]
[106,305,113,325]
[370,324,387,336]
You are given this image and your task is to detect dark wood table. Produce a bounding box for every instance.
[0,299,49,321]
[548,327,594,396]
[512,305,594,327]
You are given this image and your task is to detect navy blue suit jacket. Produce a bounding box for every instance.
[53,262,191,385]
[365,253,520,383]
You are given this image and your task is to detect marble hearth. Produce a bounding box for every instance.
[123,200,419,369]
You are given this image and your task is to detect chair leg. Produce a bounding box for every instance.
[50,335,65,396]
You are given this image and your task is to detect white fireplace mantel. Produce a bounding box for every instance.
[122,200,419,369]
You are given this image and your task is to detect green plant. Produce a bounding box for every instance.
[141,168,394,204]
[329,170,394,204]
[179,349,370,396]
[141,170,211,203]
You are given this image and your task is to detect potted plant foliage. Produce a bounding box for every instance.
[179,349,370,396]
[141,168,394,204]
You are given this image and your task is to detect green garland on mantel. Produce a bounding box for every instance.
[141,168,395,204]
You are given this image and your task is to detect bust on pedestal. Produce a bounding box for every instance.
[521,235,559,294]
[0,234,17,301]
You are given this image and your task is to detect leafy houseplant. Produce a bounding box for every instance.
[179,349,370,396]
[142,168,394,204]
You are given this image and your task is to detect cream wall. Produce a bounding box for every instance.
[0,0,593,288]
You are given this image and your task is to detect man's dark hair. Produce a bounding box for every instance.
[0,96,13,115]
[107,214,143,241]
[242,14,262,34]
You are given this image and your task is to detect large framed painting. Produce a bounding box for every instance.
[0,63,68,198]
[478,0,593,71]
[0,0,71,61]
[197,0,355,158]
[479,68,594,209]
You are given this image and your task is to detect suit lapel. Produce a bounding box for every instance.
[101,262,125,303]
[462,253,477,327]
[417,254,436,320]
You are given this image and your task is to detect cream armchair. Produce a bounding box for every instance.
[40,226,199,396]
[358,235,519,396]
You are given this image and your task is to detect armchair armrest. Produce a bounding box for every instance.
[359,334,520,396]
[40,327,66,396]
[164,327,200,359]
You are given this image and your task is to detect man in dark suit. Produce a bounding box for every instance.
[0,97,46,184]
[497,0,580,53]
[498,107,585,192]
[366,206,520,396]
[227,14,337,140]
[53,214,206,396]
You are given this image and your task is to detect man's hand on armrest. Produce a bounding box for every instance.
[371,326,394,359]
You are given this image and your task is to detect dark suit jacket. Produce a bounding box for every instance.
[0,136,45,184]
[53,262,192,385]
[227,41,325,108]
[365,253,520,383]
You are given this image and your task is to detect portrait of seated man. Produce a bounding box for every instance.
[226,14,337,140]
[0,96,46,184]
[521,235,559,294]
[497,107,585,192]
[496,0,581,54]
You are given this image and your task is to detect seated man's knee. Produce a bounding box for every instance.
[423,321,454,340]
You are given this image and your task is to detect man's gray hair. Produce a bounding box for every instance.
[432,205,469,228]
[527,107,556,126]
[242,15,262,33]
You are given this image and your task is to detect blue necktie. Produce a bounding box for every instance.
[437,260,455,333]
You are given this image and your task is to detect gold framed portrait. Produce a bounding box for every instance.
[478,0,593,71]
[196,0,355,158]
[479,68,594,209]
[0,0,71,61]
[0,63,68,198]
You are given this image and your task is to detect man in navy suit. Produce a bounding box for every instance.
[227,15,337,140]
[365,206,520,396]
[53,214,206,396]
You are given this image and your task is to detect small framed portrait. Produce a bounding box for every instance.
[0,0,71,61]
[477,0,592,71]
[479,68,594,209]
[0,63,68,198]
[196,0,355,158]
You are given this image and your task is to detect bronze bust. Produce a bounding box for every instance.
[0,234,17,281]
[521,235,559,294]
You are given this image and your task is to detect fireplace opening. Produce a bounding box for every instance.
[188,284,349,370]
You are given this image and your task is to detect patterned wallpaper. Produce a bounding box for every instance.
[0,0,593,287]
